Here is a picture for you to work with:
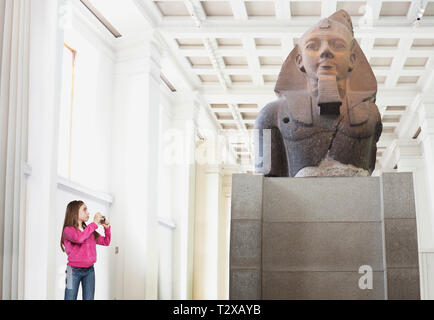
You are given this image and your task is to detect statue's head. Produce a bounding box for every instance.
[295,16,356,82]
[275,10,376,114]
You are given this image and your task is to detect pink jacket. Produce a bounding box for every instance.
[62,222,111,268]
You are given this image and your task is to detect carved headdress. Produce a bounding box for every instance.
[275,10,377,106]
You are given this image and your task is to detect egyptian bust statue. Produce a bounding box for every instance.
[254,9,382,177]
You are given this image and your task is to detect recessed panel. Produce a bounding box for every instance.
[238,103,259,109]
[412,38,434,48]
[215,112,233,120]
[404,57,428,67]
[259,56,283,66]
[230,74,253,83]
[382,115,401,123]
[263,74,278,83]
[385,106,406,111]
[217,38,243,47]
[382,127,395,134]
[245,1,275,17]
[374,38,400,48]
[199,74,219,82]
[176,38,204,48]
[201,1,233,16]
[222,123,238,130]
[235,147,249,153]
[241,112,258,120]
[290,1,321,16]
[255,38,281,47]
[423,2,434,16]
[370,57,393,67]
[211,103,229,109]
[224,56,248,66]
[397,76,419,84]
[187,56,212,67]
[155,1,190,16]
[380,1,411,16]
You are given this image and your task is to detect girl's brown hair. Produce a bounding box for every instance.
[60,200,99,252]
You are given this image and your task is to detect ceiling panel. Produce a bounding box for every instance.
[245,1,276,17]
[379,1,411,17]
[155,1,189,16]
[290,1,321,16]
[201,1,233,16]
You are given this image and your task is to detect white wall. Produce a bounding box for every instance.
[158,90,175,299]
[378,96,434,299]
[25,0,64,299]
[109,36,163,299]
[59,27,114,192]
[168,95,198,300]
[20,0,238,301]
[51,4,116,299]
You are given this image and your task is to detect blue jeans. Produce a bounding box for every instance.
[64,265,95,300]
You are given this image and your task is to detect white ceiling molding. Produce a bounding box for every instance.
[57,176,114,206]
[69,0,116,60]
[183,0,206,26]
[79,0,122,38]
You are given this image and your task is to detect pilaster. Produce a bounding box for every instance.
[110,32,163,299]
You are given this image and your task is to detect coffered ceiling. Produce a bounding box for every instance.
[75,0,434,170]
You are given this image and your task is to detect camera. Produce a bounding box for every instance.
[100,216,106,224]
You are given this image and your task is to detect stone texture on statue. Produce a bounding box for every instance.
[254,10,382,177]
[295,155,370,177]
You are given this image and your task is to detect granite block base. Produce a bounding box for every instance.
[230,173,420,300]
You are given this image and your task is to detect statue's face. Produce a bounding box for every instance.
[296,22,356,81]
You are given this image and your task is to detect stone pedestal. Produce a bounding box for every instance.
[230,173,420,299]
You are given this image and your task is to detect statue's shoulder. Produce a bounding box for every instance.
[254,98,287,129]
[363,100,382,141]
[347,97,381,127]
[367,100,381,121]
[256,93,313,127]
[285,92,313,126]
[343,95,382,139]
[262,97,288,113]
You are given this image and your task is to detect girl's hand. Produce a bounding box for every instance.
[93,212,103,225]
[102,219,110,229]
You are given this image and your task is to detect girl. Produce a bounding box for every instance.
[60,200,111,300]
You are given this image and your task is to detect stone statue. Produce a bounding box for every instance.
[254,10,382,177]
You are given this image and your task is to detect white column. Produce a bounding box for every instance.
[218,169,235,300]
[376,135,434,299]
[0,0,31,300]
[418,103,434,223]
[193,164,222,299]
[110,34,162,299]
[389,102,434,299]
[24,0,64,299]
[417,102,434,299]
[169,93,200,299]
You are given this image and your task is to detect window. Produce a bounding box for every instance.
[58,43,76,179]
